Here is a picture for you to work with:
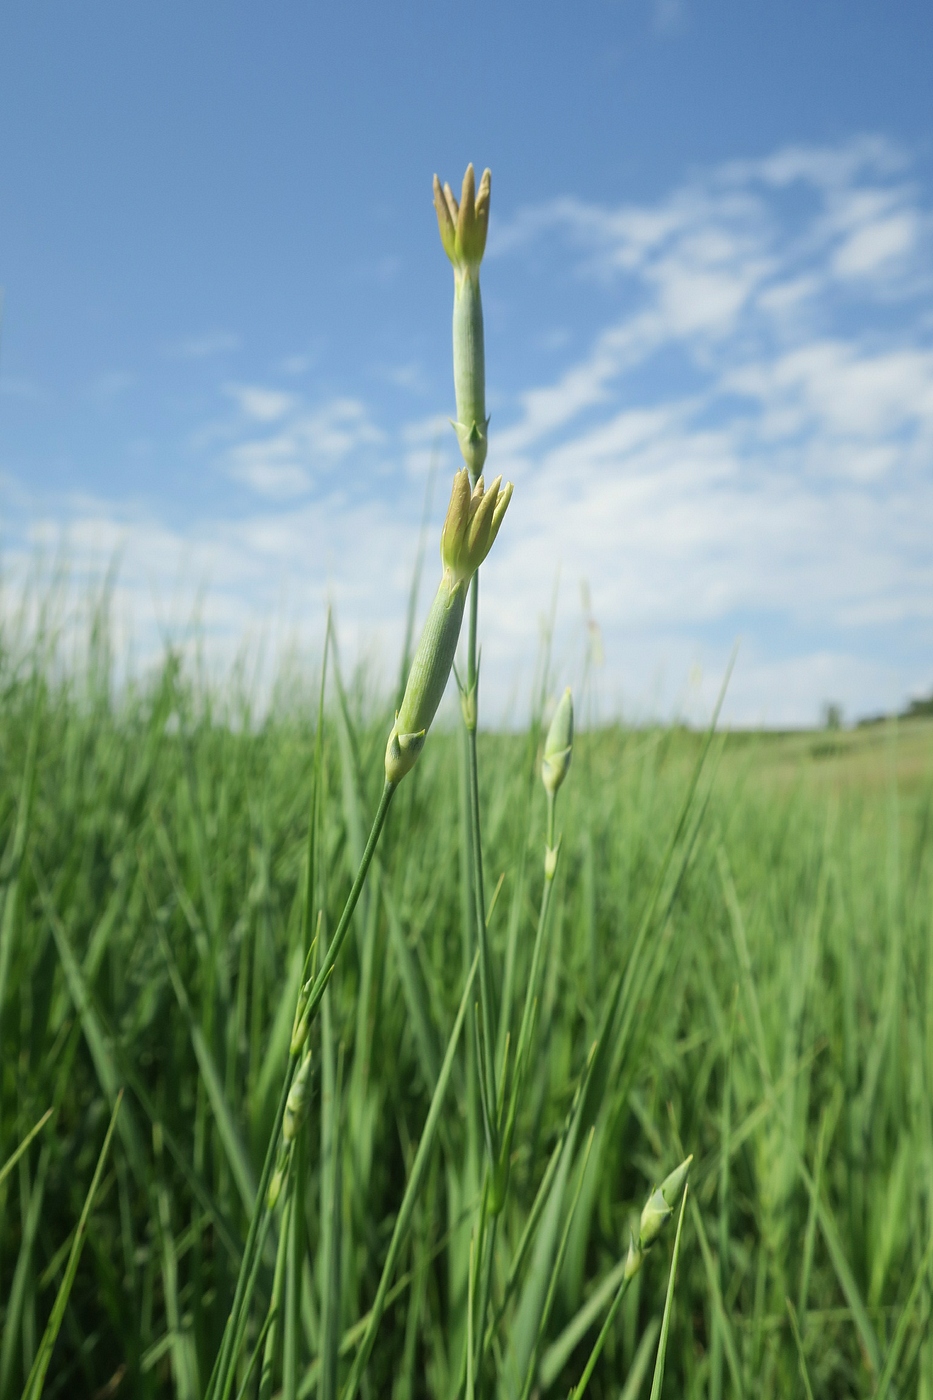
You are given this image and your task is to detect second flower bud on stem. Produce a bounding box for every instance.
[385,468,512,784]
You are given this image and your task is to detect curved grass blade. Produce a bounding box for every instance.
[21,1090,123,1400]
[0,1110,53,1193]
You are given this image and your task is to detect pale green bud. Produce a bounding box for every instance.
[638,1155,692,1251]
[623,1154,692,1280]
[283,1052,312,1142]
[267,1165,284,1209]
[433,164,491,272]
[542,689,574,796]
[290,981,311,1055]
[623,1229,643,1282]
[385,470,512,784]
[440,468,513,588]
[434,165,492,478]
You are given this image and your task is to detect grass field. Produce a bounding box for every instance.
[1,625,933,1400]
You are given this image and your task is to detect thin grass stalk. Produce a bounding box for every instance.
[646,1186,688,1400]
[318,1004,343,1400]
[466,1231,476,1400]
[464,571,498,1155]
[0,1110,52,1193]
[785,1299,815,1400]
[234,1308,278,1400]
[519,1127,595,1400]
[204,1060,297,1400]
[21,1092,122,1400]
[258,1193,293,1400]
[341,952,479,1400]
[208,778,395,1397]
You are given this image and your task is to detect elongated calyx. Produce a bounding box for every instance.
[434,164,491,478]
[542,688,574,796]
[385,469,512,785]
[624,1155,692,1280]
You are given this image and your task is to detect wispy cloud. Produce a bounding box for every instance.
[221,391,385,501]
[169,330,243,359]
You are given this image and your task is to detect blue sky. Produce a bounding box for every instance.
[2,1,932,724]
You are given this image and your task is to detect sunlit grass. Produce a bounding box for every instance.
[1,618,932,1396]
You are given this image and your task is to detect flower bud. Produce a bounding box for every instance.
[638,1155,692,1251]
[385,470,512,784]
[434,165,492,479]
[433,164,491,273]
[542,689,574,797]
[290,981,311,1055]
[283,1051,312,1142]
[267,1163,285,1209]
[623,1228,644,1282]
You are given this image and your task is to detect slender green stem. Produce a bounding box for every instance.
[205,1061,295,1400]
[473,1209,498,1391]
[208,781,396,1400]
[300,781,396,1033]
[465,574,498,1146]
[258,1193,292,1400]
[570,1273,631,1400]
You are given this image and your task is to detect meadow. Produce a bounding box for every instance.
[1,621,932,1399]
[4,163,933,1400]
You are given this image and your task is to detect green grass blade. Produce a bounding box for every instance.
[0,1149,49,1400]
[340,951,479,1400]
[647,1182,688,1400]
[873,1225,933,1400]
[0,1110,53,1193]
[618,1319,661,1400]
[158,925,257,1212]
[539,1253,626,1390]
[688,1192,743,1398]
[785,1299,815,1400]
[21,1090,122,1400]
[520,1128,596,1400]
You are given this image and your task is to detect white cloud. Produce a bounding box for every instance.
[223,394,384,499]
[7,138,933,726]
[227,384,296,423]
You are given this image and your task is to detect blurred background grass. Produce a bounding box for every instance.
[1,608,932,1398]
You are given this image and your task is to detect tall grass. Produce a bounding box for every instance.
[1,614,932,1396]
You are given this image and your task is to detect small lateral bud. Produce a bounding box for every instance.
[623,1229,644,1281]
[542,689,574,797]
[544,845,558,882]
[290,982,311,1055]
[639,1154,692,1251]
[283,1052,312,1142]
[267,1162,286,1209]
